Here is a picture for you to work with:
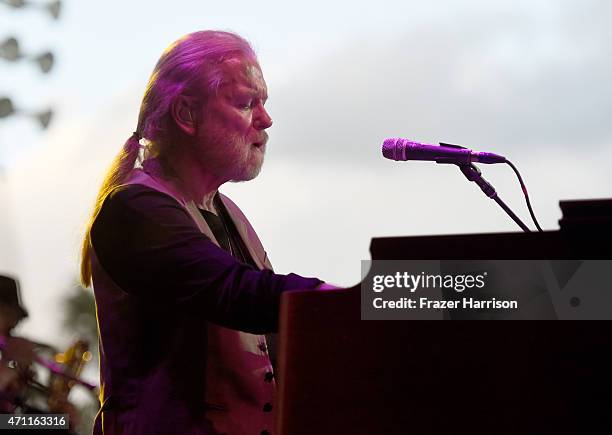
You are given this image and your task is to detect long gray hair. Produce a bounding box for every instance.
[80,30,256,287]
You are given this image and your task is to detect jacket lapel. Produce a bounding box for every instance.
[218,193,273,271]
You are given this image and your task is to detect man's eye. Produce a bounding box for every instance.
[238,101,253,110]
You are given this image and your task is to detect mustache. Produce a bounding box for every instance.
[253,132,268,146]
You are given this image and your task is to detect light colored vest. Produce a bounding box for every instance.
[124,168,276,435]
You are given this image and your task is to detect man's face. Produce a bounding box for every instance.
[0,305,22,336]
[193,57,272,183]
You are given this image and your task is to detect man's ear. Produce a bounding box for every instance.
[171,95,197,136]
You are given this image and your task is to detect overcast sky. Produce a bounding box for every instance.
[1,0,611,351]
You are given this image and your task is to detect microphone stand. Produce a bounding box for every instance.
[441,161,531,233]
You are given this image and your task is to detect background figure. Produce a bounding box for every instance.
[0,275,82,433]
[0,274,31,412]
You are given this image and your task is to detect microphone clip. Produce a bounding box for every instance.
[450,161,531,232]
[434,143,471,165]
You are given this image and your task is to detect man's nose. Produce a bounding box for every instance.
[253,105,273,130]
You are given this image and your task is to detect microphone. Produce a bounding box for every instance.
[382,138,506,164]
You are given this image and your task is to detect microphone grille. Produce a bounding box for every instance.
[382,138,406,161]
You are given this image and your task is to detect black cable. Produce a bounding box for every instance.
[505,160,543,232]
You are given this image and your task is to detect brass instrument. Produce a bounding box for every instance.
[47,339,93,412]
[0,335,97,414]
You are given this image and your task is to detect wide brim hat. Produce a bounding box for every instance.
[0,274,29,319]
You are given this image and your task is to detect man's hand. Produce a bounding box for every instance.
[2,337,37,366]
[315,283,342,291]
[0,363,25,392]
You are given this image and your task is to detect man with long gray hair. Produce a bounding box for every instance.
[81,31,333,435]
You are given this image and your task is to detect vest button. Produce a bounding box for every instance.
[263,402,273,412]
[264,371,274,382]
